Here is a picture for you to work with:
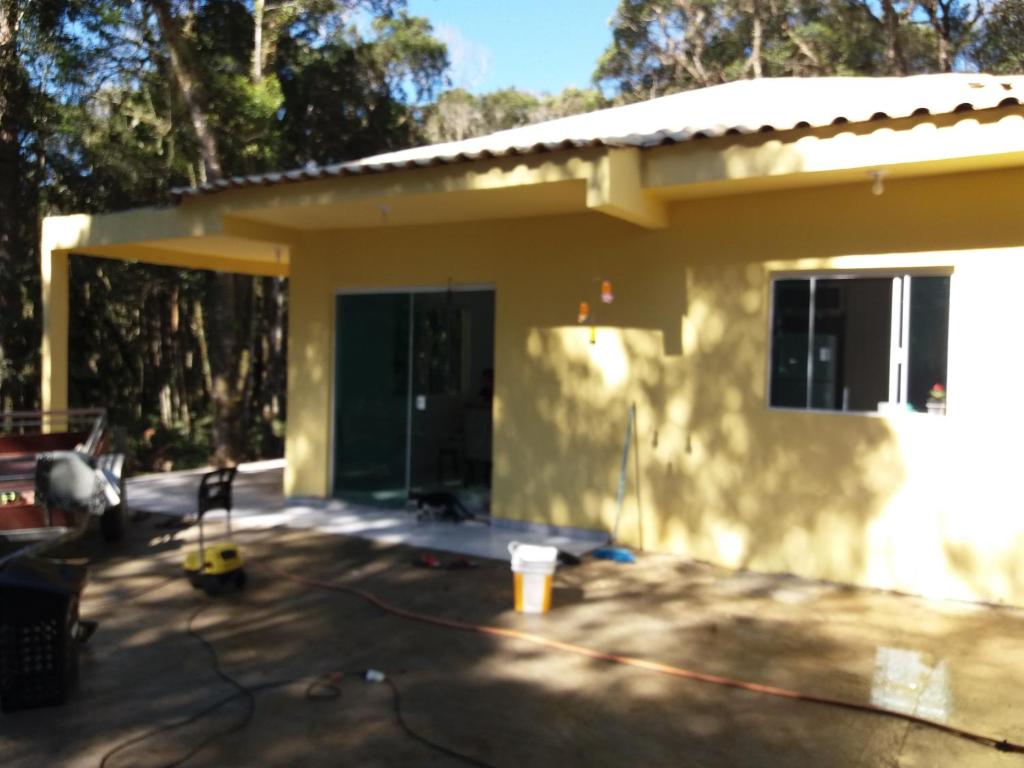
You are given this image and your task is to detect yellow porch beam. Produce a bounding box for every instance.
[195,151,603,216]
[74,243,288,277]
[43,209,291,276]
[644,109,1024,198]
[45,207,224,252]
[586,148,668,229]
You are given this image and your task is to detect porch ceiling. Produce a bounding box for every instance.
[42,209,292,278]
[72,237,289,278]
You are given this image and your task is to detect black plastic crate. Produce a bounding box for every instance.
[0,558,85,713]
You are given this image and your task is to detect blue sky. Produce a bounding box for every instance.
[406,0,622,95]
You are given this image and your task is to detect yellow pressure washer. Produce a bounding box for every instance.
[183,467,246,595]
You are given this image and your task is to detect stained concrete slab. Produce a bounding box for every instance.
[3,513,1024,767]
[127,461,602,560]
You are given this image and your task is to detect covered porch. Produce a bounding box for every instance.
[39,205,292,423]
[39,143,671,502]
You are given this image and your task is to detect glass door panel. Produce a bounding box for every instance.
[409,291,495,507]
[333,293,410,501]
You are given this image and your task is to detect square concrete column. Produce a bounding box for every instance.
[40,243,69,416]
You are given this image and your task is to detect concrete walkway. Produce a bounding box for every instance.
[127,460,602,561]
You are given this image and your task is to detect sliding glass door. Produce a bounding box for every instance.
[333,290,494,505]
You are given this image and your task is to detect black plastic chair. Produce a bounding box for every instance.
[197,467,238,554]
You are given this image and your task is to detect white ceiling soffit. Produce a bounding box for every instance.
[172,73,1024,201]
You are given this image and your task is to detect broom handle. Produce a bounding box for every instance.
[612,403,635,544]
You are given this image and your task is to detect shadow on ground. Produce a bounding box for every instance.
[2,512,1023,767]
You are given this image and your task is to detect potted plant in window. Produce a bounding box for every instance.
[926,383,946,415]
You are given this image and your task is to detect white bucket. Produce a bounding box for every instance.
[509,542,558,614]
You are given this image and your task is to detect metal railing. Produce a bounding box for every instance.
[0,409,108,457]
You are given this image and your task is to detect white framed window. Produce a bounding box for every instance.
[768,273,950,414]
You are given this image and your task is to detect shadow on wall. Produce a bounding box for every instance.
[943,538,1024,606]
[496,225,905,589]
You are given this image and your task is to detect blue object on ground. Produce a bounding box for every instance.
[592,546,636,563]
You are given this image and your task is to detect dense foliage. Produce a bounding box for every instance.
[595,0,1024,99]
[0,0,1020,471]
[2,0,453,469]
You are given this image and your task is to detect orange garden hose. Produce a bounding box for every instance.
[263,562,1024,755]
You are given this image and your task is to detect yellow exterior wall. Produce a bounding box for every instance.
[286,164,1024,605]
[37,107,1024,604]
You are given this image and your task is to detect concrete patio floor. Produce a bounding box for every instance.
[3,511,1024,767]
[127,460,603,560]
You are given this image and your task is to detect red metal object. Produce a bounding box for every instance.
[0,433,91,455]
[0,410,108,537]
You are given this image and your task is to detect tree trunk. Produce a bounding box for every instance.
[149,0,262,463]
[782,22,823,73]
[921,0,954,72]
[748,0,764,78]
[202,275,253,463]
[193,299,214,400]
[879,0,909,75]
[0,1,22,409]
[148,0,223,181]
[0,2,16,261]
[169,282,191,428]
[252,0,264,82]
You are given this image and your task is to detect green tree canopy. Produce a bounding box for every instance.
[594,0,987,101]
[425,86,607,143]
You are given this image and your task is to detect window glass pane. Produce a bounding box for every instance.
[907,276,950,413]
[770,280,810,407]
[811,278,892,411]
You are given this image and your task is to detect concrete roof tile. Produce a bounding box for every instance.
[171,74,1024,200]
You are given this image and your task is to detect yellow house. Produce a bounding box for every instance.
[41,74,1024,604]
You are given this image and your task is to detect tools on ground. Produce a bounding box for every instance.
[183,467,246,596]
[414,553,478,570]
[593,402,638,563]
[410,490,482,523]
[556,550,581,566]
